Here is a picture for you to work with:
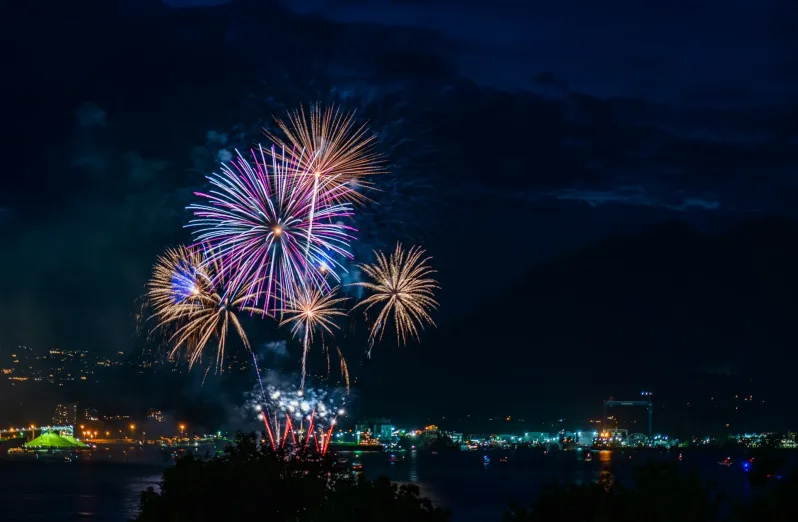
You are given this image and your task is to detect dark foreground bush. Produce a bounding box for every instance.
[503,461,722,522]
[504,460,798,522]
[735,471,798,522]
[133,433,450,522]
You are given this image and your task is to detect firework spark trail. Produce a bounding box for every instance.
[305,173,320,259]
[300,326,310,391]
[287,417,297,446]
[147,245,263,372]
[261,411,276,451]
[352,242,440,348]
[326,343,331,378]
[280,286,348,390]
[187,145,356,316]
[283,416,297,447]
[322,421,337,455]
[252,351,265,398]
[337,347,350,394]
[304,411,315,450]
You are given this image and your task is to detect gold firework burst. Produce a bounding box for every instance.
[147,245,263,372]
[280,285,348,389]
[353,243,440,348]
[266,103,384,204]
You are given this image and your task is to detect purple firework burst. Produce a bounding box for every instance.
[187,145,356,316]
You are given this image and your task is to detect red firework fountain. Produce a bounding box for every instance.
[255,386,345,456]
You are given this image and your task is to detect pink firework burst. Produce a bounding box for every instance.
[187,145,356,316]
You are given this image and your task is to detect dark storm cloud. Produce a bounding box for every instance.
[272,0,798,213]
[0,104,190,353]
[285,0,798,105]
[258,341,289,360]
[547,187,720,211]
[442,89,797,214]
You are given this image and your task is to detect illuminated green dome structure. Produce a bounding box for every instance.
[25,431,88,449]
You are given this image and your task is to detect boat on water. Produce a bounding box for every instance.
[351,461,364,472]
[718,457,732,467]
[585,452,593,463]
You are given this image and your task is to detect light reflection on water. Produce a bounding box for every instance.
[0,464,162,522]
[409,448,419,482]
[122,473,163,518]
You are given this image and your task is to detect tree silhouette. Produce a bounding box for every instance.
[133,432,449,522]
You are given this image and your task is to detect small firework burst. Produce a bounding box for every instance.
[352,243,440,349]
[280,286,348,390]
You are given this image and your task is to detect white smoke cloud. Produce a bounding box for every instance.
[260,340,289,359]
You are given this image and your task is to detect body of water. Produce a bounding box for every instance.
[0,448,783,521]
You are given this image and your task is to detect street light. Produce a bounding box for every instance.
[179,424,186,438]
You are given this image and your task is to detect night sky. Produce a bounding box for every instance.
[3,0,798,431]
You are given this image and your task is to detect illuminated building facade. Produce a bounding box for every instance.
[53,403,78,426]
[355,418,395,442]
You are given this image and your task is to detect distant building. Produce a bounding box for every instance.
[355,418,394,442]
[147,409,165,422]
[53,403,78,426]
[443,431,463,443]
[577,431,596,446]
[521,432,550,443]
[84,407,99,421]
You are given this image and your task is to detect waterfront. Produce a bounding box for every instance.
[3,448,792,522]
